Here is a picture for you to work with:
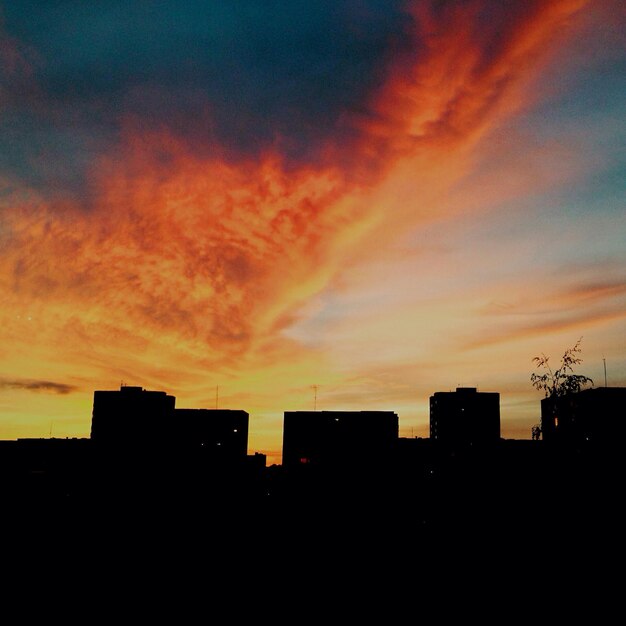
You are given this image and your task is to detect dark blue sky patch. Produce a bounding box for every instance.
[1,1,417,199]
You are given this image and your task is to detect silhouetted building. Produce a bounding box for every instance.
[91,385,176,445]
[89,384,259,480]
[282,410,399,468]
[0,438,94,502]
[173,409,249,459]
[430,387,500,445]
[540,387,626,445]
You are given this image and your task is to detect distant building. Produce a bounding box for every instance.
[173,409,249,459]
[282,410,399,468]
[430,387,500,445]
[540,387,626,444]
[91,385,176,445]
[0,438,94,502]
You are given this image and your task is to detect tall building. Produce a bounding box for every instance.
[91,386,251,462]
[91,385,176,445]
[282,410,399,468]
[430,387,500,445]
[540,387,626,444]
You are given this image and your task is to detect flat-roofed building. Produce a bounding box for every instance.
[430,387,500,445]
[282,410,399,468]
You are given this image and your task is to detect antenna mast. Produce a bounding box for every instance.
[215,385,219,409]
[312,385,319,411]
[603,357,607,387]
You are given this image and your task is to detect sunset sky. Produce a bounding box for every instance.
[1,1,624,465]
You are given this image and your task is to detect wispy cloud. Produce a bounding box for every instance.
[2,1,622,463]
[0,378,77,395]
[0,1,589,362]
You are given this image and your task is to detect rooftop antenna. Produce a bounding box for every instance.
[312,385,319,411]
[215,385,219,409]
[603,357,607,387]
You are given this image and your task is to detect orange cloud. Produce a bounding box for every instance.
[0,1,600,463]
[361,1,588,154]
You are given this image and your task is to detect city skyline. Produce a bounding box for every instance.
[1,1,625,466]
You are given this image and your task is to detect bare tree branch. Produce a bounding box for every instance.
[530,337,593,398]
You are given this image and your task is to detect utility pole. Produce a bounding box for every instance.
[312,385,319,411]
[603,357,607,387]
[215,385,219,409]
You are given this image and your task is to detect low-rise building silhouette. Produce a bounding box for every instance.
[540,387,626,445]
[173,408,249,458]
[282,410,399,468]
[0,381,622,535]
[430,387,500,445]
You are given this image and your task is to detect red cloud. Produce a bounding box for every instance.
[0,0,590,376]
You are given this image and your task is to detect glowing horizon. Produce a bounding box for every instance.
[1,1,625,464]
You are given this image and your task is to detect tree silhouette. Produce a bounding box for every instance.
[530,337,593,398]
